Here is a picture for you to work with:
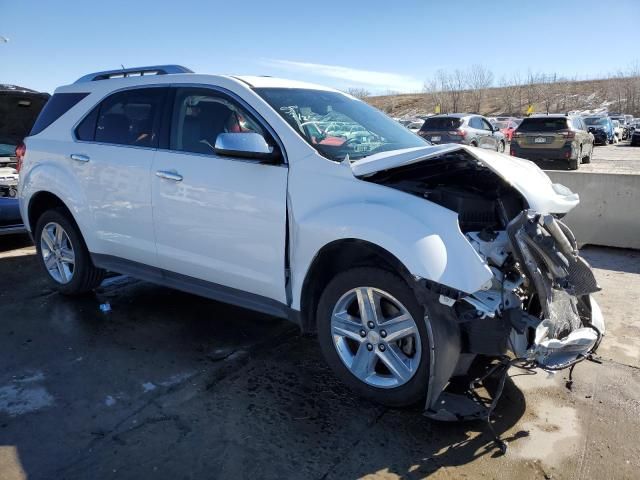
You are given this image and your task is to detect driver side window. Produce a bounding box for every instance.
[170,88,266,155]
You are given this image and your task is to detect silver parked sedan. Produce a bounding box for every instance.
[418,113,506,152]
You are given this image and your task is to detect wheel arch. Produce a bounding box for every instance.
[297,238,415,334]
[27,191,75,233]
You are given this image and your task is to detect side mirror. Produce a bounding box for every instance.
[214,132,281,162]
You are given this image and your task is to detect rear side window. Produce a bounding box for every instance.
[517,118,568,132]
[79,88,167,147]
[572,118,584,130]
[420,117,463,130]
[30,92,88,136]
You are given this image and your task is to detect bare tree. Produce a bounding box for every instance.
[524,70,542,113]
[346,87,371,100]
[499,75,520,115]
[538,72,559,114]
[467,64,494,113]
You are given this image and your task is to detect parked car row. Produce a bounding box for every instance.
[396,109,640,169]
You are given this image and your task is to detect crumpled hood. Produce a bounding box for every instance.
[350,145,580,214]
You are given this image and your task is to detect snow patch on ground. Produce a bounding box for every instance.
[0,371,54,416]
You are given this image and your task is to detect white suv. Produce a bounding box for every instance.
[18,65,604,417]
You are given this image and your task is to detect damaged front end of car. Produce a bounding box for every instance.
[356,146,605,442]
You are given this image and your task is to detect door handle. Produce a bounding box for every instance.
[155,170,183,182]
[70,154,90,162]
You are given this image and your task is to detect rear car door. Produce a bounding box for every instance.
[151,86,289,305]
[73,87,168,266]
[477,117,497,149]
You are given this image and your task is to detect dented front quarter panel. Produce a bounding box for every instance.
[288,153,494,311]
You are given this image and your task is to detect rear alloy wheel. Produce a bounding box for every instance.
[40,221,76,284]
[35,209,105,295]
[317,267,430,407]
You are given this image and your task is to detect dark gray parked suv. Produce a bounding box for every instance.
[418,114,506,152]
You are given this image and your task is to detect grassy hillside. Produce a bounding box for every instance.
[365,76,640,118]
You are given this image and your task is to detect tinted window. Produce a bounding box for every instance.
[481,118,493,131]
[517,118,569,132]
[421,117,463,130]
[75,107,99,141]
[584,117,608,126]
[30,92,87,136]
[170,88,267,155]
[94,88,166,147]
[469,117,482,129]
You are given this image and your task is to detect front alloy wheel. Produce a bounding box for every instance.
[331,287,421,388]
[317,267,431,407]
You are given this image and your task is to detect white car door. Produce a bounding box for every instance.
[151,87,288,305]
[73,87,168,266]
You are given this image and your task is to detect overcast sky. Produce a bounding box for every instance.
[2,0,639,94]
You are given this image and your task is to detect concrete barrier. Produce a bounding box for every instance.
[544,171,640,250]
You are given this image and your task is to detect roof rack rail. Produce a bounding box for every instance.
[74,65,193,84]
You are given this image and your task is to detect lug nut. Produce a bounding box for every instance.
[366,343,373,351]
[360,330,366,338]
[379,344,386,352]
[380,330,387,338]
[367,321,375,329]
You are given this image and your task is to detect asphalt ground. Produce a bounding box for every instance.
[0,236,639,480]
[533,139,640,174]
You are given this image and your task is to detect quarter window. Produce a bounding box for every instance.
[78,88,166,147]
[170,88,267,155]
[31,92,87,136]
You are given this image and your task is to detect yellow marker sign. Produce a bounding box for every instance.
[526,104,534,115]
[435,104,441,114]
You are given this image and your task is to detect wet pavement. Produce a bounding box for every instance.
[0,235,639,479]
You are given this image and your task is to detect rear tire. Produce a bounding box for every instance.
[34,209,105,295]
[497,140,505,153]
[569,157,579,170]
[316,267,431,408]
[582,146,592,164]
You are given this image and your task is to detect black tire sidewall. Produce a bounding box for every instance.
[316,267,431,408]
[34,209,101,295]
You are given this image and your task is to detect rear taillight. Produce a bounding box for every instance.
[15,141,26,173]
[510,147,516,156]
[513,131,523,138]
[449,129,466,138]
[561,131,576,139]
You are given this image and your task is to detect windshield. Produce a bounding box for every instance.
[518,117,568,132]
[254,88,427,161]
[0,144,16,156]
[421,117,463,130]
[584,117,608,126]
[494,121,509,129]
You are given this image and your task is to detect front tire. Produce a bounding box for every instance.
[35,209,104,295]
[316,267,431,408]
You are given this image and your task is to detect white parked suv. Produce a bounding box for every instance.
[18,65,604,418]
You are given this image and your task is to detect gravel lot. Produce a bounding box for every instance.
[0,235,639,480]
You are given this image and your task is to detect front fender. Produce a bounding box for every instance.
[290,196,492,310]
